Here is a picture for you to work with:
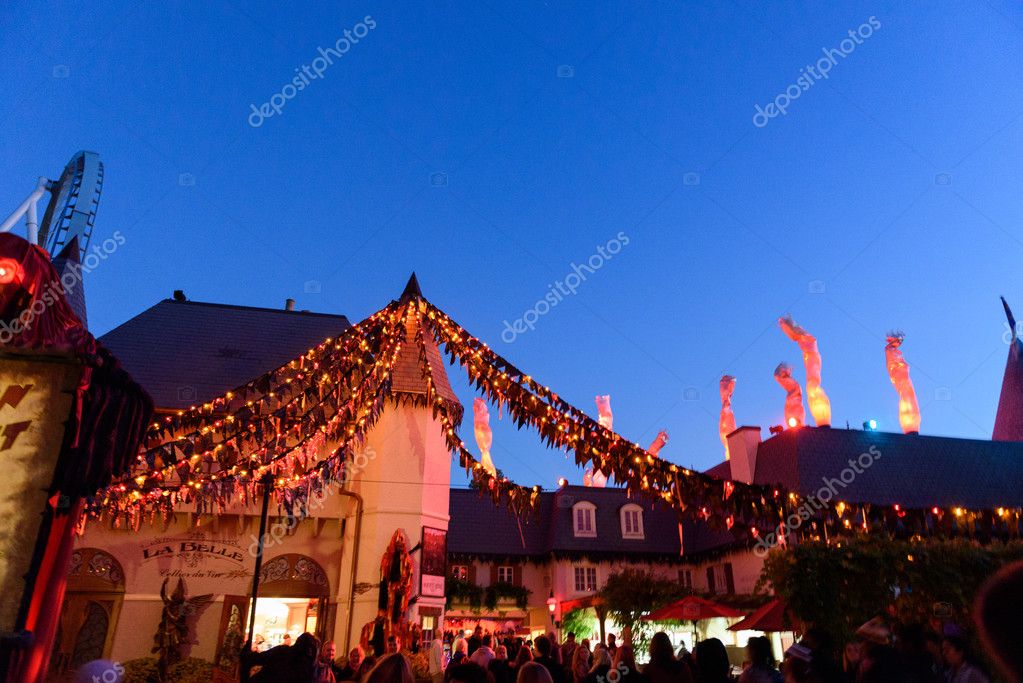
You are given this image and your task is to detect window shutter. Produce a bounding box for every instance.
[724,563,735,595]
[490,564,498,585]
[468,565,477,585]
[706,567,715,595]
[513,565,522,586]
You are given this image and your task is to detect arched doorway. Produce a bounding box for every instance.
[213,553,333,679]
[50,548,125,675]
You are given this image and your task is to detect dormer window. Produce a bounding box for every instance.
[573,502,597,537]
[620,504,644,539]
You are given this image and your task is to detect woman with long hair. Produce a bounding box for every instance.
[693,638,733,683]
[611,645,646,682]
[513,643,534,671]
[644,632,693,683]
[364,652,415,683]
[582,647,612,683]
[571,643,590,683]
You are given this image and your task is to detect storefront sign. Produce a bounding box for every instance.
[420,526,447,598]
[0,352,80,632]
[141,533,247,567]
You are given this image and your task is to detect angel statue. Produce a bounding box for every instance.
[152,577,213,682]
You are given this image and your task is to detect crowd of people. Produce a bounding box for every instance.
[238,622,995,683]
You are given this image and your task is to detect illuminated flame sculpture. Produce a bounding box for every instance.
[779,316,831,426]
[885,332,920,434]
[472,398,497,477]
[773,362,805,428]
[647,430,669,456]
[719,375,736,459]
[585,395,613,487]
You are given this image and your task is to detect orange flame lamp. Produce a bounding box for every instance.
[779,316,831,426]
[885,333,920,434]
[774,363,805,428]
[472,398,497,476]
[719,375,736,459]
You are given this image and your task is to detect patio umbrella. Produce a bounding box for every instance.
[643,596,743,645]
[727,598,800,633]
[645,595,744,622]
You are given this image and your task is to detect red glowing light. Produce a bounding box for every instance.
[0,258,20,285]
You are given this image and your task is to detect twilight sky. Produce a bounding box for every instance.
[3,1,1023,489]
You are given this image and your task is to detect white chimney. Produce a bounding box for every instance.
[726,426,762,484]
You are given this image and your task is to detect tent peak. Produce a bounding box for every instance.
[400,272,422,302]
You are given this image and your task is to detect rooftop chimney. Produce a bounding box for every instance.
[172,290,186,302]
[726,426,762,484]
[285,298,296,311]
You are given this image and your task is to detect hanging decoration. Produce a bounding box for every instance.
[82,282,1023,549]
[472,398,497,477]
[779,316,832,427]
[719,375,737,459]
[774,363,805,428]
[885,332,921,434]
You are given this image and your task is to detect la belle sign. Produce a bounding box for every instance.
[141,536,247,566]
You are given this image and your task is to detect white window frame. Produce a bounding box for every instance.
[573,502,597,538]
[620,504,644,539]
[574,565,598,593]
[497,565,514,584]
[679,568,693,590]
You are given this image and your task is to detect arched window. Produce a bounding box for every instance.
[620,503,644,539]
[573,501,597,538]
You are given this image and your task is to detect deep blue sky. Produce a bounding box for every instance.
[3,1,1023,489]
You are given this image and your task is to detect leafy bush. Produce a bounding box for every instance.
[167,658,213,683]
[122,657,158,683]
[120,656,212,683]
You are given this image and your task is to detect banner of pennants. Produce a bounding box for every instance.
[89,291,1023,547]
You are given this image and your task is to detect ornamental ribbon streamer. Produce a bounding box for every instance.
[83,286,1022,549]
[473,398,497,477]
[885,332,921,434]
[779,316,832,427]
[719,375,737,460]
[774,362,806,427]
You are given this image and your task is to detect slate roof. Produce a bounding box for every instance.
[447,485,731,560]
[752,426,1023,508]
[98,299,351,410]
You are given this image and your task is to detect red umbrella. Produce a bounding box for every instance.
[644,595,743,622]
[727,598,800,633]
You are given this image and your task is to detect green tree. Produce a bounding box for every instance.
[562,608,599,640]
[760,536,1023,644]
[597,568,685,648]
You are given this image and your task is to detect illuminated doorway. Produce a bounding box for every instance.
[213,554,333,680]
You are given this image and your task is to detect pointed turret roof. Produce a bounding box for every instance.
[993,297,1023,441]
[389,274,463,423]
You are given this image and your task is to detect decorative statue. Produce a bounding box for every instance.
[719,375,737,459]
[773,363,805,428]
[585,395,613,487]
[473,398,497,477]
[647,430,669,456]
[152,578,212,682]
[885,332,920,433]
[779,316,832,426]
